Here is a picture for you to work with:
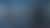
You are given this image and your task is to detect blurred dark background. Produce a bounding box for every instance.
[0,0,49,28]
